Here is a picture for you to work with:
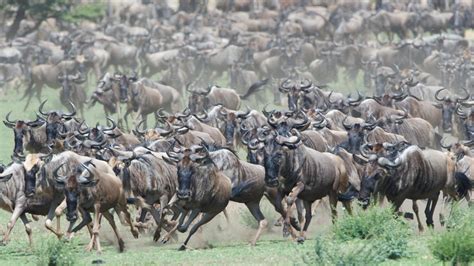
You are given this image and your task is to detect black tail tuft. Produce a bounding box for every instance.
[455,172,472,198]
[240,78,269,99]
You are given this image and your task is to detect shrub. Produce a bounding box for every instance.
[429,204,474,264]
[62,3,106,23]
[305,235,389,266]
[36,237,77,266]
[333,205,411,259]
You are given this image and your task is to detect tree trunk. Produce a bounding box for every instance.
[6,2,27,41]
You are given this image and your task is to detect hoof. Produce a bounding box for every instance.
[132,229,139,239]
[0,241,7,246]
[178,244,186,251]
[177,226,187,233]
[118,239,125,253]
[274,221,282,227]
[160,236,170,244]
[153,231,161,242]
[297,237,305,244]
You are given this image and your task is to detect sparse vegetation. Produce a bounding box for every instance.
[429,204,474,265]
[36,237,77,266]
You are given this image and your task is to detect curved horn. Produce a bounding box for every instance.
[435,88,448,102]
[455,88,470,103]
[134,120,146,136]
[3,112,16,128]
[377,157,402,168]
[327,91,338,105]
[38,100,49,116]
[103,117,117,132]
[440,137,452,150]
[342,116,353,131]
[62,101,76,117]
[53,163,67,181]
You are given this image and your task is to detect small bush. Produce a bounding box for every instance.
[305,235,389,265]
[429,204,474,264]
[333,205,411,259]
[36,237,76,266]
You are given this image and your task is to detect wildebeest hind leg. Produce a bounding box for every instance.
[179,212,219,251]
[152,195,169,241]
[102,211,125,252]
[245,201,267,246]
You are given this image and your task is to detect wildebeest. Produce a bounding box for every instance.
[165,144,231,250]
[356,143,469,231]
[259,128,351,242]
[53,154,139,252]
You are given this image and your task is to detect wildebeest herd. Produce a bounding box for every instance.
[0,0,473,253]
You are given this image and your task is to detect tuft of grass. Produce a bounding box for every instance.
[36,237,77,266]
[429,204,474,265]
[332,205,411,259]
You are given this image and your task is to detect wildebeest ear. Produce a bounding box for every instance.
[352,154,368,165]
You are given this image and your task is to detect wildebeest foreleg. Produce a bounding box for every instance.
[85,204,103,253]
[160,208,188,244]
[70,208,93,234]
[19,214,33,246]
[44,199,65,238]
[178,209,201,233]
[328,191,338,223]
[102,211,125,252]
[178,212,219,251]
[2,205,25,244]
[264,189,301,231]
[152,195,169,242]
[245,201,267,246]
[425,192,439,228]
[284,182,305,238]
[296,200,314,243]
[412,200,424,232]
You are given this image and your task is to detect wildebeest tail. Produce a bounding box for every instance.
[240,78,269,99]
[454,172,472,198]
[126,196,152,209]
[337,184,359,202]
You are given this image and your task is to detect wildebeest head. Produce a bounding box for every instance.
[167,144,213,200]
[219,108,251,147]
[3,112,45,155]
[38,100,76,144]
[433,88,469,132]
[54,161,98,222]
[278,79,312,111]
[21,152,53,197]
[187,84,212,113]
[241,127,265,165]
[354,143,401,208]
[343,117,376,154]
[260,128,301,187]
